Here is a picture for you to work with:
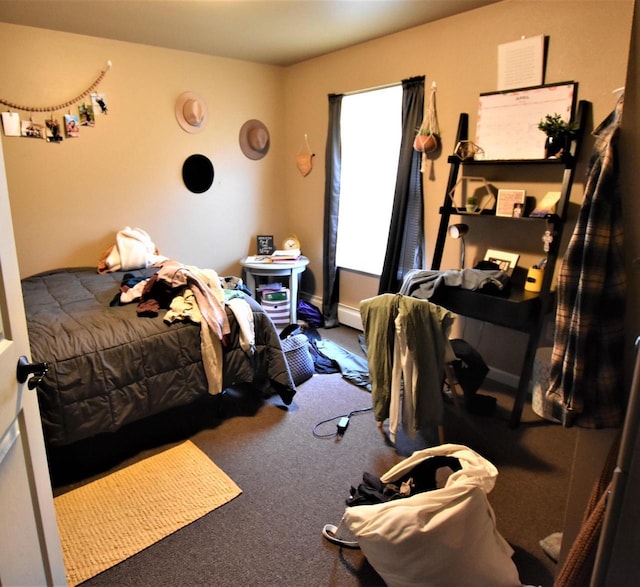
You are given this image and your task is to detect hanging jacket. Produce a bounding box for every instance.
[543,95,626,428]
[360,293,455,442]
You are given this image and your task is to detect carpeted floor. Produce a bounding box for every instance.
[49,325,577,587]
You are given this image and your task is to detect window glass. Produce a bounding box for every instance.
[336,85,402,275]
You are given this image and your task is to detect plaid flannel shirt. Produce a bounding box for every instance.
[543,96,627,428]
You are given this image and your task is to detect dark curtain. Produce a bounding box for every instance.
[542,95,626,428]
[378,76,425,294]
[322,93,343,328]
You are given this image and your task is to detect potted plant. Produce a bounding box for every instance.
[413,127,439,153]
[414,85,441,154]
[465,194,478,213]
[538,113,579,159]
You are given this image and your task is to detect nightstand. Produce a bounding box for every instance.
[240,256,309,324]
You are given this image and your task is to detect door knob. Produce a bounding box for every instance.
[16,355,49,389]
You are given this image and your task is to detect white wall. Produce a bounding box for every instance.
[0,0,636,379]
[282,0,635,375]
[0,24,288,278]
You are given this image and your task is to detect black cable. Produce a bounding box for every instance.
[312,406,373,439]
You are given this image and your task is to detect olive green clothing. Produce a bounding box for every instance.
[360,294,455,440]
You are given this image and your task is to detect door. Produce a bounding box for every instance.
[0,136,66,585]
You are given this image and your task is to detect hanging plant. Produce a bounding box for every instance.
[414,128,439,153]
[414,82,440,155]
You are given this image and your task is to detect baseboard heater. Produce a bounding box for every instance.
[307,296,518,389]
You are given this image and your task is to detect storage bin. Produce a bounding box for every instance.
[262,289,289,303]
[261,288,290,325]
[280,333,314,385]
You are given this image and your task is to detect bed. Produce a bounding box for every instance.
[22,266,296,448]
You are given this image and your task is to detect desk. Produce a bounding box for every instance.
[241,256,309,323]
[431,287,541,333]
[431,285,544,427]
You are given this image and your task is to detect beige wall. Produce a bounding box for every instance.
[0,24,288,278]
[283,0,635,375]
[0,0,636,379]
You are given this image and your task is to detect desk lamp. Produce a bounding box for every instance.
[448,223,469,268]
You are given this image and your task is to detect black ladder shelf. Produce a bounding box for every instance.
[431,102,589,427]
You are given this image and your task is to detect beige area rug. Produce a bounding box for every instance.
[54,441,242,586]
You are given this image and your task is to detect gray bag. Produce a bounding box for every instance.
[281,333,314,385]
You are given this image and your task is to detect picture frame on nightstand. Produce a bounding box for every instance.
[256,235,274,255]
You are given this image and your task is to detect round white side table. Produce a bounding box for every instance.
[240,256,309,323]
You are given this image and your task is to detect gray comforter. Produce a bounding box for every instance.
[22,267,295,447]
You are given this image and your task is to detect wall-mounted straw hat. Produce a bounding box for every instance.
[175,91,207,133]
[239,119,270,160]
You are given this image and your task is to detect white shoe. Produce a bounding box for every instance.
[322,523,360,549]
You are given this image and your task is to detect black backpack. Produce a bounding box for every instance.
[450,339,496,415]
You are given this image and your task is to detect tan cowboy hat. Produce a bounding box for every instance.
[175,91,207,133]
[239,119,270,160]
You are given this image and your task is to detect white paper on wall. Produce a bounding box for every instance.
[497,35,545,91]
[1,111,21,136]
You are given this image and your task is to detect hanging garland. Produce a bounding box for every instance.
[0,60,112,113]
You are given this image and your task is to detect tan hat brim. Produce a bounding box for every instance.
[239,119,270,160]
[176,91,208,134]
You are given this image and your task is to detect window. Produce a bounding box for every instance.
[336,85,402,275]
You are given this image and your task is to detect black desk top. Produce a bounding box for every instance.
[431,286,541,332]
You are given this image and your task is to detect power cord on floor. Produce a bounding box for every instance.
[312,407,373,439]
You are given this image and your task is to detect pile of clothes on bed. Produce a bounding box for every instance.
[23,227,295,447]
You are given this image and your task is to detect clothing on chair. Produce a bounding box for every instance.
[360,293,456,443]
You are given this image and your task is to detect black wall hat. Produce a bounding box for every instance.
[182,154,214,193]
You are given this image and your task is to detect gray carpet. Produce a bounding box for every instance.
[50,325,576,587]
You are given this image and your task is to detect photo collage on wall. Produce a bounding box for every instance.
[1,92,108,143]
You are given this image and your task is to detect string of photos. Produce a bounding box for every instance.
[0,60,111,143]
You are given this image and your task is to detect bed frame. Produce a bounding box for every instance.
[22,267,295,447]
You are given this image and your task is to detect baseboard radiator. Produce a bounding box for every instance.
[306,296,518,389]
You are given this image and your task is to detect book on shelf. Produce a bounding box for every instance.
[530,191,561,217]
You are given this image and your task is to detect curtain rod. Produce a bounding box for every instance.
[331,75,424,98]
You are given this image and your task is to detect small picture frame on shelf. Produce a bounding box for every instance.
[256,235,274,255]
[484,248,520,276]
[496,189,526,217]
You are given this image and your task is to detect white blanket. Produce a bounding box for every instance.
[101,227,167,273]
